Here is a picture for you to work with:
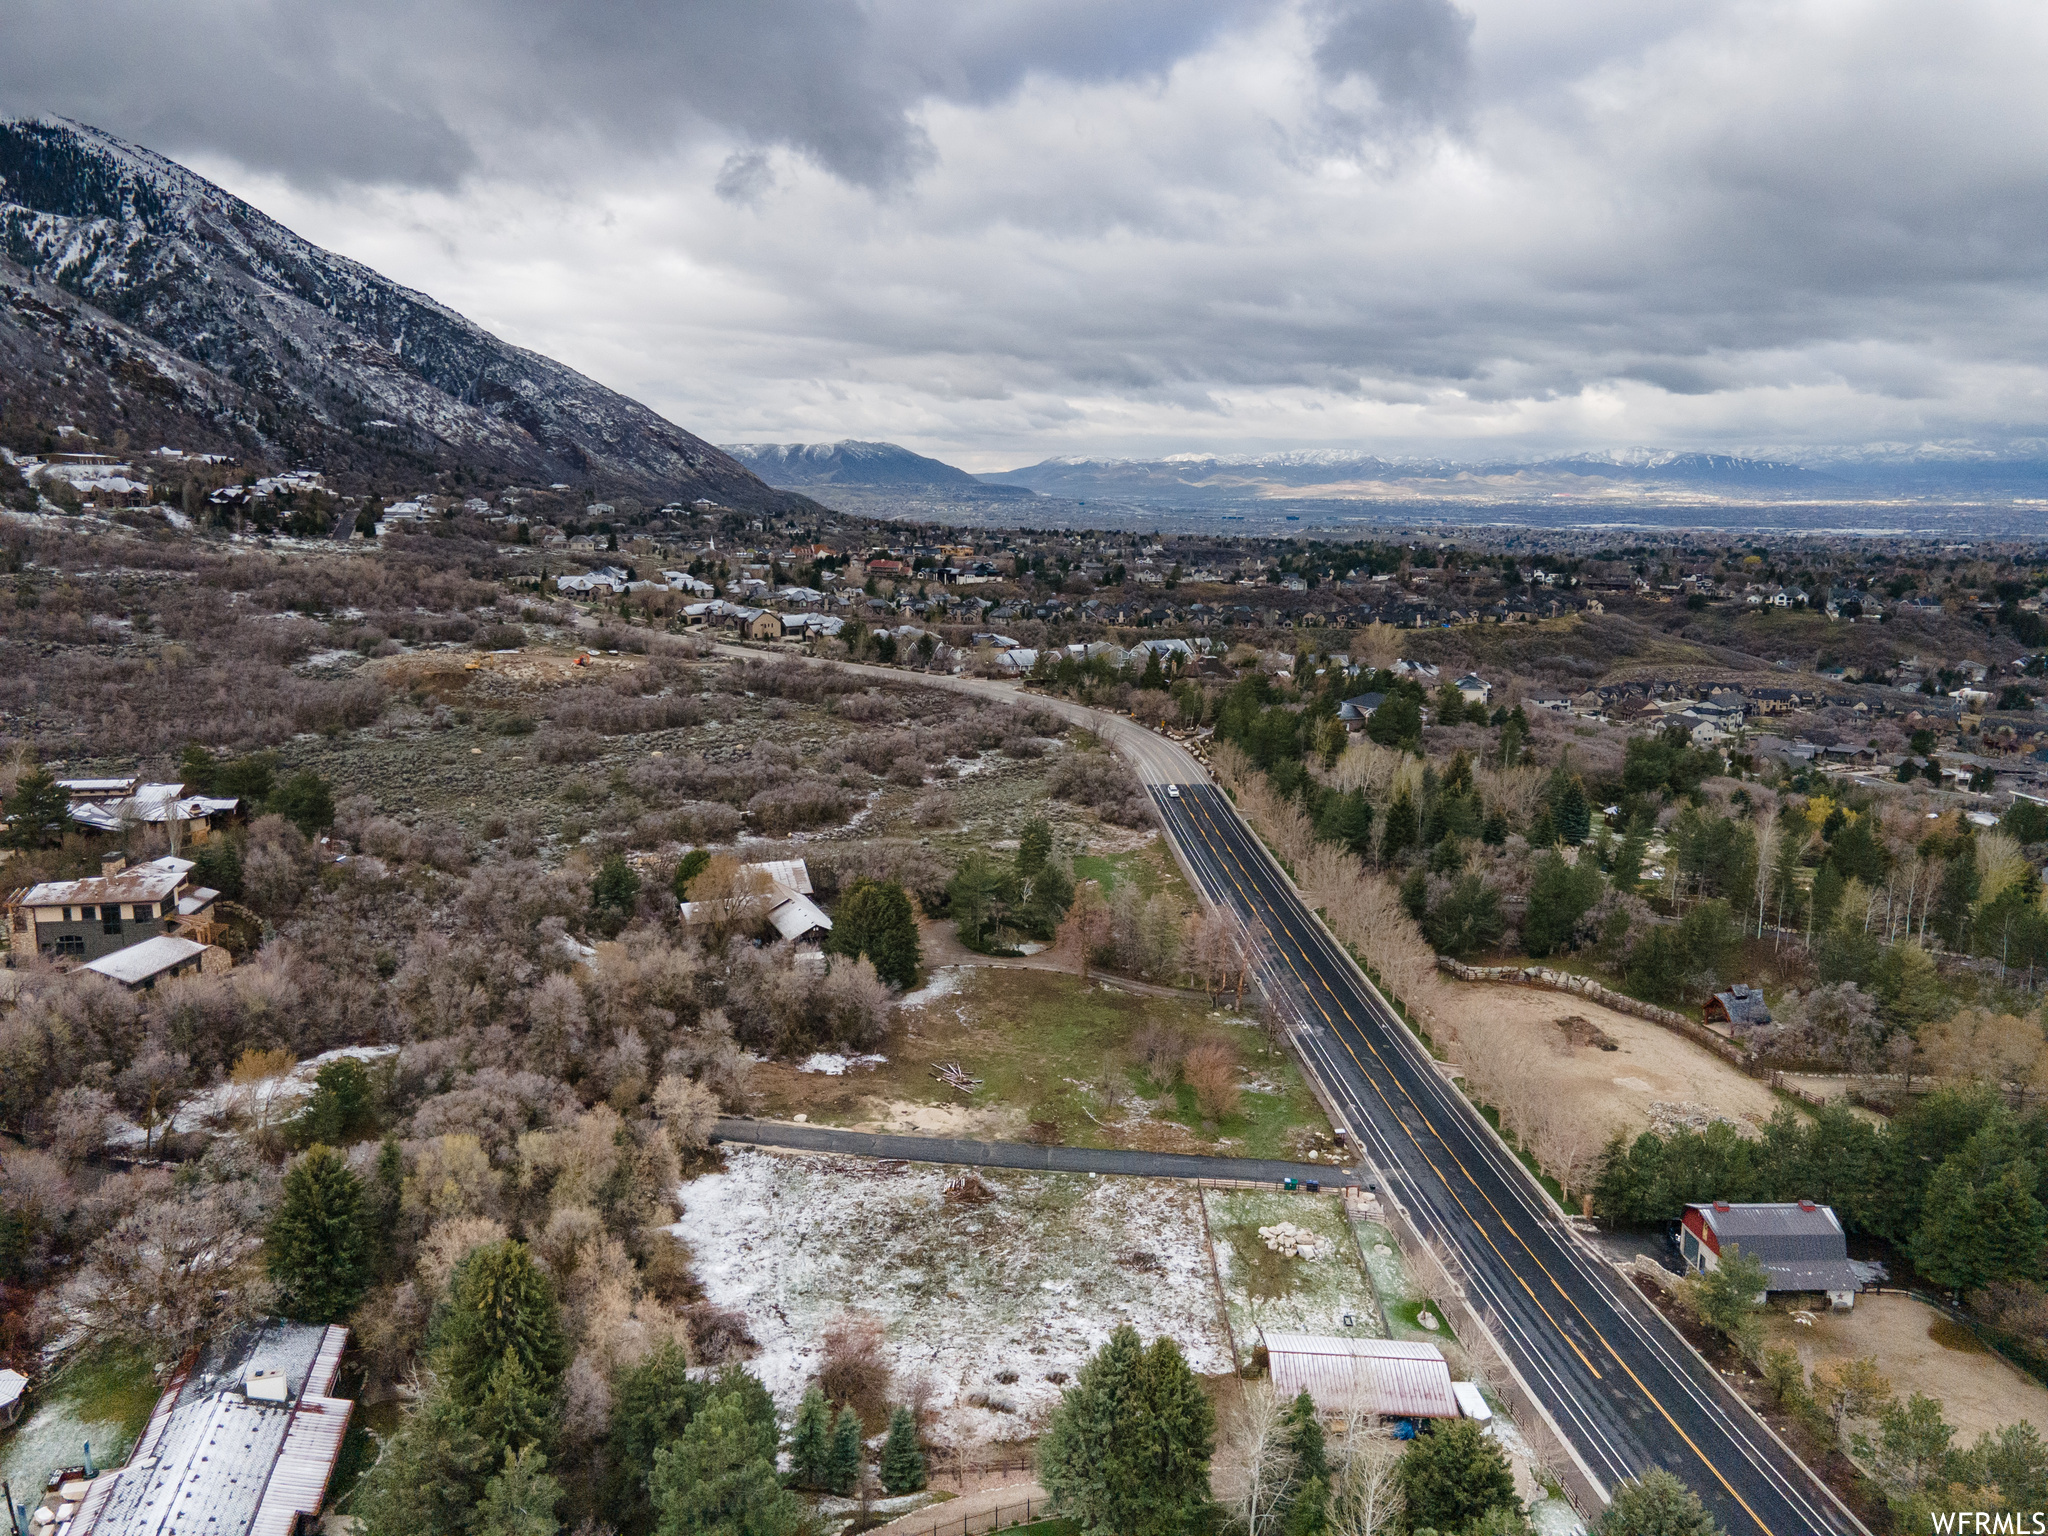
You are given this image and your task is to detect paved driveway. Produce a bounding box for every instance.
[711,1118,1360,1187]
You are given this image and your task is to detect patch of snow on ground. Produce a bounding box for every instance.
[672,1149,1231,1445]
[797,1052,887,1076]
[300,649,362,670]
[107,1043,399,1147]
[896,966,965,1008]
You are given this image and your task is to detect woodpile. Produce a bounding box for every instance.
[931,1061,982,1094]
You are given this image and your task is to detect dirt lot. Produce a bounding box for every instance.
[745,966,1335,1161]
[1759,1293,2048,1444]
[1434,980,1784,1164]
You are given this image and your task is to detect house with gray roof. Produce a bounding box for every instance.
[1681,1200,1859,1308]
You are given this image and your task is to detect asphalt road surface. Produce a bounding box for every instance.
[1154,781,1862,1536]
[706,642,1202,784]
[711,1118,1361,1186]
[701,642,1855,1532]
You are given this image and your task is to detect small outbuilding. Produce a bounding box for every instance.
[83,934,222,990]
[1264,1334,1463,1419]
[1703,984,1772,1028]
[0,1366,27,1426]
[1681,1200,1859,1309]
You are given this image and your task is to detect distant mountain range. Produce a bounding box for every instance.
[722,439,1036,500]
[977,448,2048,505]
[0,117,804,510]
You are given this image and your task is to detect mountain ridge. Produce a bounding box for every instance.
[0,116,804,510]
[723,437,1037,499]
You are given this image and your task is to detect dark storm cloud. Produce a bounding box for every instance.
[1312,0,1475,126]
[0,0,1257,192]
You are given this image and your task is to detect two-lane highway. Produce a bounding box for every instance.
[1154,781,1862,1536]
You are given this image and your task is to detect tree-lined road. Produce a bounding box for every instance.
[703,641,1856,1531]
[1153,781,1861,1536]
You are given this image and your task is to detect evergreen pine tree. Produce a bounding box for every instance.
[788,1387,834,1488]
[649,1390,802,1536]
[474,1446,562,1536]
[265,1144,372,1323]
[473,1347,552,1463]
[1611,829,1647,891]
[1381,790,1420,863]
[827,880,923,987]
[353,1384,494,1536]
[1280,1390,1330,1536]
[1017,818,1054,877]
[1809,861,1846,936]
[1556,777,1592,845]
[2,764,71,849]
[1527,805,1558,848]
[1140,649,1167,691]
[1134,1335,1217,1534]
[880,1406,926,1494]
[1397,1419,1519,1535]
[1594,1469,1724,1536]
[826,1405,865,1495]
[371,1136,404,1282]
[1040,1324,1150,1533]
[1912,1161,1981,1292]
[604,1343,705,1536]
[438,1241,569,1405]
[1975,1167,2048,1285]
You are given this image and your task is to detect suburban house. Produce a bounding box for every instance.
[1337,693,1387,731]
[8,855,221,964]
[679,858,832,944]
[1454,673,1492,706]
[1703,984,1773,1028]
[1680,1200,1859,1308]
[67,1323,352,1536]
[1263,1335,1465,1420]
[64,782,241,842]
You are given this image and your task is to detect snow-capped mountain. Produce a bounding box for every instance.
[979,449,1835,503]
[722,439,1033,496]
[0,117,801,509]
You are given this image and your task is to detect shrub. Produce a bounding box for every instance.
[816,1312,891,1431]
[537,729,603,764]
[1182,1038,1240,1119]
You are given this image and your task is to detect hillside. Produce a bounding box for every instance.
[0,116,804,510]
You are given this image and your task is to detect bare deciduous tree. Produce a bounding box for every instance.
[1215,1384,1301,1536]
[49,1189,266,1362]
[1328,1403,1404,1536]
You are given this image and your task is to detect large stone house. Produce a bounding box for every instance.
[8,854,220,964]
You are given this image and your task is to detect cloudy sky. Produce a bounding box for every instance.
[6,0,2047,469]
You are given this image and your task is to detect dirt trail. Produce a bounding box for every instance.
[857,1482,1050,1536]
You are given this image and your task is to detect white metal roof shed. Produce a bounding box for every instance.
[83,935,208,988]
[1265,1334,1462,1419]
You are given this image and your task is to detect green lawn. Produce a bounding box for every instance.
[1071,835,1187,900]
[753,968,1329,1158]
[0,1347,161,1493]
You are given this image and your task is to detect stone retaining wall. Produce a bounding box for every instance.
[1436,957,1752,1069]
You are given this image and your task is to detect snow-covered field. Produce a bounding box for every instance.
[671,1149,1232,1444]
